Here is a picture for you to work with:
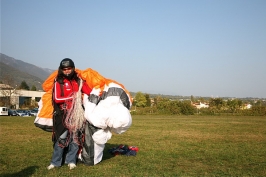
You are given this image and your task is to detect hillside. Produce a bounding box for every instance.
[0,53,56,90]
[0,53,53,81]
[0,62,44,90]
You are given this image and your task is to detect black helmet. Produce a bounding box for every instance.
[59,58,75,69]
[58,58,76,80]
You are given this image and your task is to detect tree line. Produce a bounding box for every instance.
[1,77,265,116]
[132,92,266,116]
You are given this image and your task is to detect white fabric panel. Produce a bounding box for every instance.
[83,86,132,165]
[94,143,105,165]
[92,128,112,144]
[83,94,97,123]
[87,96,132,132]
[34,117,53,126]
[34,98,53,127]
[107,99,132,134]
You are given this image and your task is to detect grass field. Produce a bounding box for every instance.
[0,115,265,177]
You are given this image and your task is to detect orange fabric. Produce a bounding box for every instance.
[38,68,132,120]
[38,91,54,118]
[77,68,106,92]
[42,70,58,92]
[39,70,58,119]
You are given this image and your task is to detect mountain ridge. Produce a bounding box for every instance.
[0,53,53,90]
[0,53,54,81]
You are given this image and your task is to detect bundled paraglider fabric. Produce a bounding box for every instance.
[108,145,139,156]
[34,68,133,165]
[34,68,133,132]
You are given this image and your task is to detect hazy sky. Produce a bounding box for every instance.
[1,0,266,98]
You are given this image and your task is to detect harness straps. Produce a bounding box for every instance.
[52,78,67,144]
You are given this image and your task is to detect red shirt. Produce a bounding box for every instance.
[53,78,91,108]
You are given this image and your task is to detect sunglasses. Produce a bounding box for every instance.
[62,67,72,71]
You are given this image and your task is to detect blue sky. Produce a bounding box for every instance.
[1,0,266,98]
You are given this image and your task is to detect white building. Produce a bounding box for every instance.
[0,84,45,109]
[192,102,209,109]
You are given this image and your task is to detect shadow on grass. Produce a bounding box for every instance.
[1,166,39,177]
[102,143,123,161]
[76,143,126,166]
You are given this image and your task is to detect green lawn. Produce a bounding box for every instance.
[0,115,265,177]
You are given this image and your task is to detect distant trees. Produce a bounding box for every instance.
[145,94,151,107]
[132,92,195,115]
[134,92,147,107]
[209,98,224,110]
[19,81,38,91]
[19,81,30,90]
[131,92,266,116]
[179,101,195,115]
[31,85,37,91]
[155,98,195,115]
[226,99,242,114]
